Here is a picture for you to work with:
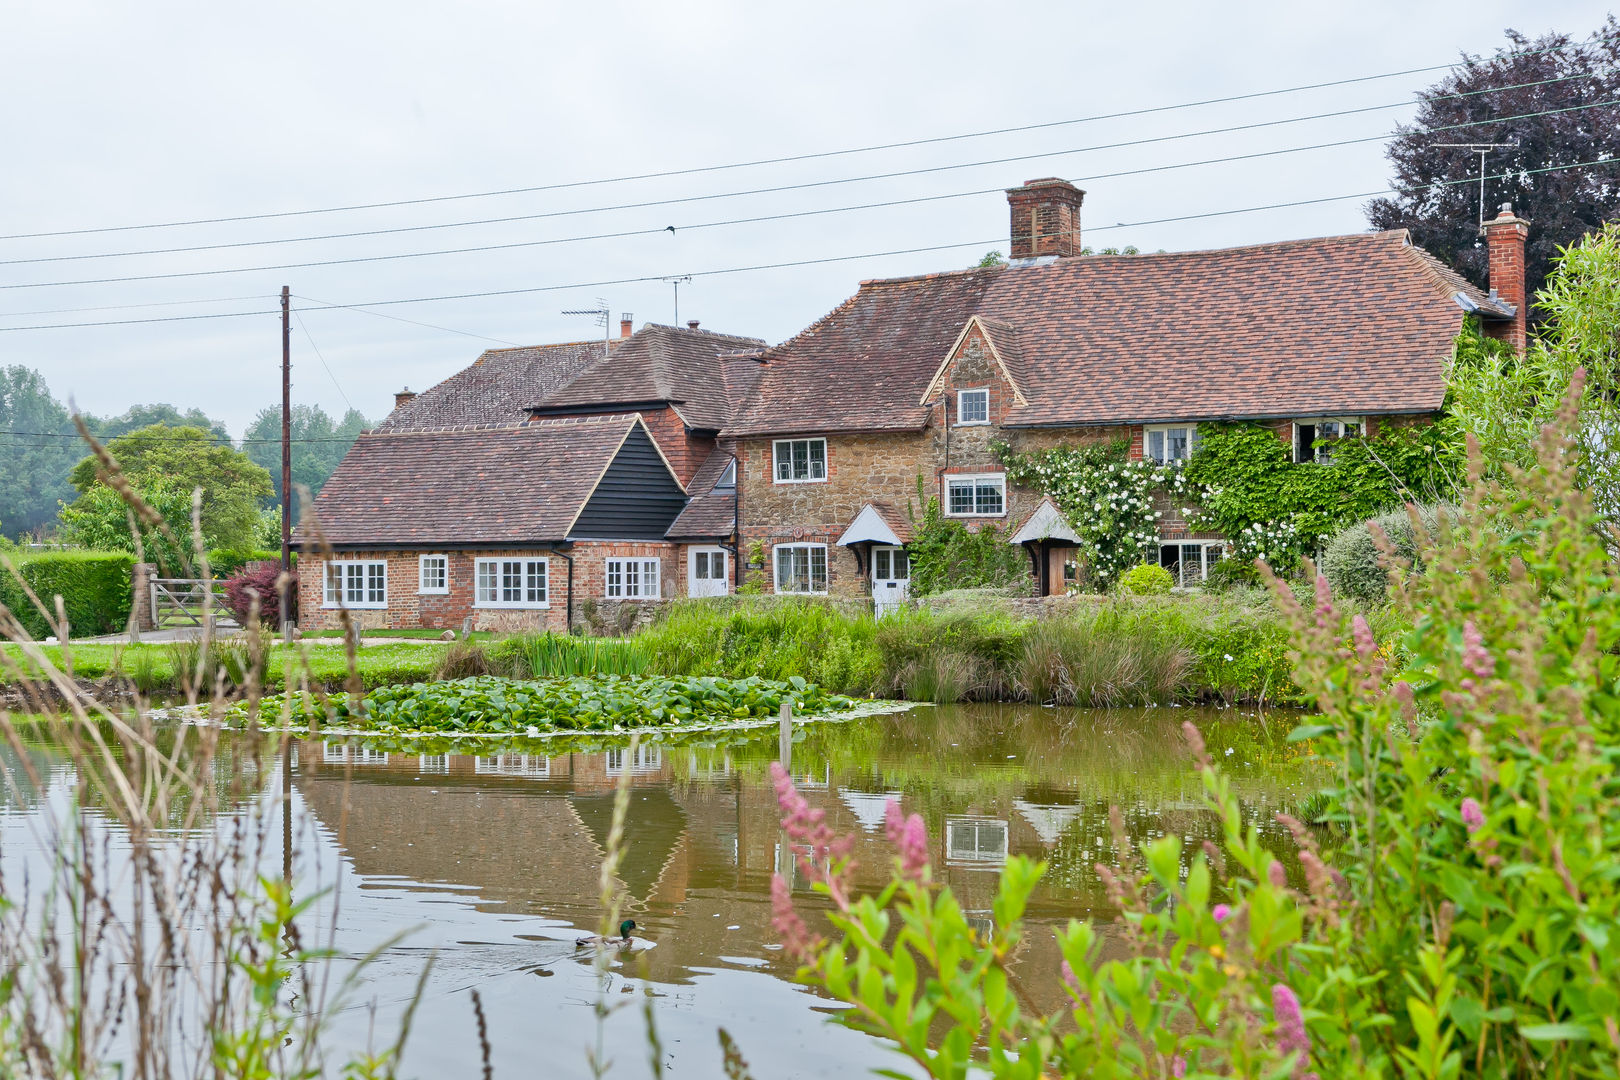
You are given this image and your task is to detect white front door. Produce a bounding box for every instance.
[871,546,910,612]
[687,546,729,597]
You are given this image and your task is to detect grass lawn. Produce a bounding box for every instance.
[1,640,447,692]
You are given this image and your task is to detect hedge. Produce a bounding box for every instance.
[0,551,134,639]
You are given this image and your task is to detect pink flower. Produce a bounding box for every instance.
[1172,1055,1187,1078]
[1212,903,1231,922]
[1313,573,1335,626]
[1351,614,1375,659]
[770,762,857,907]
[770,873,820,961]
[1271,983,1317,1080]
[1461,621,1493,680]
[1268,860,1288,889]
[1460,797,1485,833]
[883,798,930,883]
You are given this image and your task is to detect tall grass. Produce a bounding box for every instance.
[498,632,651,678]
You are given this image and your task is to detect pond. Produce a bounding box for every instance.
[0,704,1319,1078]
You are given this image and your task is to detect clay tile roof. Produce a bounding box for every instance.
[725,231,1494,435]
[533,324,764,429]
[375,340,609,433]
[868,499,915,543]
[303,416,636,547]
[664,450,736,540]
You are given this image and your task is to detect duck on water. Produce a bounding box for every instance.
[576,919,637,952]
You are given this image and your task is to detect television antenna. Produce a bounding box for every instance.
[661,276,692,326]
[1433,142,1518,226]
[561,298,610,353]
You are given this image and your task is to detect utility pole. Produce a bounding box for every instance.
[280,286,292,638]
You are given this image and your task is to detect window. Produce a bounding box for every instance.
[322,560,387,608]
[475,754,550,778]
[605,557,661,599]
[474,558,548,607]
[773,438,827,483]
[717,459,737,488]
[945,474,1006,517]
[774,543,828,594]
[873,547,909,580]
[957,388,990,425]
[606,745,663,775]
[418,754,449,774]
[1294,417,1363,464]
[1145,424,1200,463]
[418,554,448,594]
[1159,541,1226,588]
[693,550,726,579]
[946,818,1008,865]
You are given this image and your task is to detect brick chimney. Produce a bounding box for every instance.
[1007,177,1085,260]
[393,387,417,410]
[620,313,633,338]
[687,319,700,330]
[1483,202,1530,353]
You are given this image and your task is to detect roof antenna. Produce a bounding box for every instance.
[1432,142,1518,227]
[660,276,692,326]
[562,298,610,356]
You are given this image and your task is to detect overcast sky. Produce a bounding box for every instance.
[1,0,1610,438]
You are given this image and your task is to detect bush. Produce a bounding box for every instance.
[1117,562,1173,595]
[1320,503,1456,602]
[222,561,296,627]
[0,551,134,639]
[209,548,287,578]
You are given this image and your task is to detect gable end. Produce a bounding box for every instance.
[567,422,689,540]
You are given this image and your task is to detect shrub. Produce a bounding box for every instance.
[1117,562,1172,595]
[222,561,296,627]
[1320,503,1456,602]
[906,479,1029,597]
[434,639,493,680]
[0,550,134,639]
[209,548,287,578]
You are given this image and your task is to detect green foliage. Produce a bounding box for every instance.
[66,423,273,551]
[253,673,857,733]
[492,632,652,678]
[1320,504,1457,603]
[0,550,133,639]
[639,599,886,693]
[56,479,198,572]
[208,547,286,578]
[243,403,371,506]
[975,250,1007,268]
[906,479,1028,597]
[1015,608,1191,705]
[0,365,81,536]
[996,439,1187,588]
[1117,563,1172,595]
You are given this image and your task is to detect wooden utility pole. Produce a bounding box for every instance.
[280,286,292,637]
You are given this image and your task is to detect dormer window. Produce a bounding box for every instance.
[957,388,990,425]
[1295,418,1362,464]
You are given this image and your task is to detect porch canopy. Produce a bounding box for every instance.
[836,501,914,574]
[1008,498,1081,596]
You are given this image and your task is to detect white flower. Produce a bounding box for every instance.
[1224,747,1235,756]
[1224,654,1234,662]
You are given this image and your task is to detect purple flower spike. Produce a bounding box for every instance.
[770,873,819,961]
[883,798,931,882]
[1461,621,1494,680]
[1212,903,1231,922]
[1268,860,1288,888]
[1271,983,1317,1079]
[1351,614,1376,659]
[1461,797,1485,833]
[1172,1055,1187,1078]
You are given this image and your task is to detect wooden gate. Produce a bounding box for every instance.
[149,578,235,629]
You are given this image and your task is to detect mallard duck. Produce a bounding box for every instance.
[576,919,637,951]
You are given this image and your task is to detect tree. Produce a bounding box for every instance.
[86,403,230,443]
[57,479,198,571]
[66,424,273,551]
[1367,20,1620,314]
[242,404,370,505]
[0,366,80,536]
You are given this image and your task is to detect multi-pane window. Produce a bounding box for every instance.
[1158,542,1226,588]
[945,474,1006,517]
[1294,417,1363,464]
[1145,424,1200,463]
[693,550,726,580]
[957,388,990,425]
[322,560,387,608]
[946,818,1009,864]
[774,544,828,594]
[474,558,548,607]
[773,438,827,483]
[873,547,909,580]
[606,745,663,775]
[605,557,661,599]
[475,754,550,777]
[418,554,448,594]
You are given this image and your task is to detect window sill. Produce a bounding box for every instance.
[418,588,449,596]
[953,420,991,427]
[322,602,388,610]
[943,512,1008,520]
[604,595,660,602]
[776,589,829,596]
[772,477,828,485]
[473,602,551,610]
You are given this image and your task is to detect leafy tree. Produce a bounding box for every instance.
[66,424,272,551]
[86,403,230,442]
[0,366,80,536]
[56,479,198,571]
[242,404,370,504]
[1367,20,1620,313]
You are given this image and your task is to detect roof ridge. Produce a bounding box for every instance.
[476,338,615,354]
[637,323,766,345]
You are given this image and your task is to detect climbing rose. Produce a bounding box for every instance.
[1461,797,1486,833]
[883,798,930,883]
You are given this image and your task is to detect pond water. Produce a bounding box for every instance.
[0,704,1319,1079]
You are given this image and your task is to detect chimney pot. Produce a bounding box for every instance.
[1481,204,1530,354]
[393,386,417,410]
[1006,177,1085,260]
[687,319,700,330]
[619,313,633,339]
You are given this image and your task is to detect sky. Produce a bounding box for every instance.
[1,0,1612,438]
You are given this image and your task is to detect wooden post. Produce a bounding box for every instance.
[778,701,792,770]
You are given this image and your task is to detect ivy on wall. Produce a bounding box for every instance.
[905,478,1028,596]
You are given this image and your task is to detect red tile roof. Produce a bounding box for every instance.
[725,231,1504,436]
[303,416,638,548]
[376,340,608,433]
[664,449,736,540]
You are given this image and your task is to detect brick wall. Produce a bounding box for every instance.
[638,406,715,487]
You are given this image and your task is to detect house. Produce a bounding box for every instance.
[722,178,1528,600]
[297,321,761,631]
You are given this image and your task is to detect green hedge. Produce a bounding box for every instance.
[0,551,134,639]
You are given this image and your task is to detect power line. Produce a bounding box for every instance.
[291,307,355,412]
[6,95,1614,293]
[292,294,521,347]
[2,31,1610,244]
[0,429,366,444]
[5,68,1598,268]
[3,153,1613,334]
[0,293,269,318]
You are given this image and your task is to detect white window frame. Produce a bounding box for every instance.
[944,473,1007,518]
[774,543,828,595]
[956,387,990,426]
[946,817,1009,866]
[475,754,550,778]
[717,459,737,488]
[772,438,827,484]
[418,754,449,774]
[418,554,448,595]
[1158,541,1227,588]
[322,559,388,609]
[605,557,662,600]
[1293,416,1363,465]
[1144,424,1200,464]
[605,745,663,776]
[473,557,549,608]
